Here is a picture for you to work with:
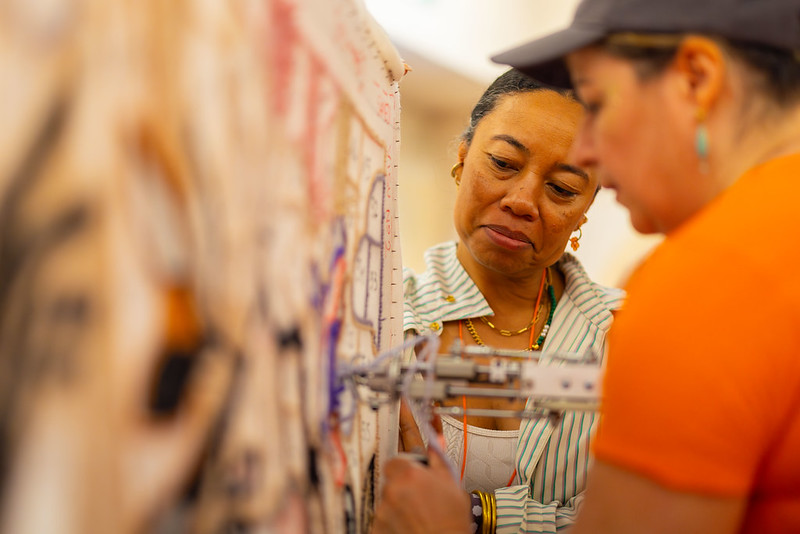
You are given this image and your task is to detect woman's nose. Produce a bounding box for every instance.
[500,174,540,220]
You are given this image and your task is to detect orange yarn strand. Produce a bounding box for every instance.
[507,468,517,486]
[528,268,548,350]
[461,394,468,482]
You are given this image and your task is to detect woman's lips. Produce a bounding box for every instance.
[484,225,533,250]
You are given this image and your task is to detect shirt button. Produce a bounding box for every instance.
[430,322,440,331]
[444,295,456,302]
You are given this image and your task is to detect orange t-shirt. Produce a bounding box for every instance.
[595,153,800,532]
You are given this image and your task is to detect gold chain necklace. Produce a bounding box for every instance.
[463,268,555,351]
[464,313,538,351]
[478,314,536,336]
[477,268,550,337]
[464,316,488,347]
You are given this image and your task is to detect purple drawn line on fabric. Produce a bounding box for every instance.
[318,218,348,421]
[350,174,385,348]
[310,263,324,313]
[324,251,347,417]
[327,318,344,415]
[311,217,347,312]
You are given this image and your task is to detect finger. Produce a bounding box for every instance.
[430,409,443,435]
[398,398,425,452]
[428,406,447,453]
[382,455,418,486]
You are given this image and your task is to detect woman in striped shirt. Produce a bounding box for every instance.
[396,69,624,533]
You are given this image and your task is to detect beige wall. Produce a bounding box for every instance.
[396,49,485,274]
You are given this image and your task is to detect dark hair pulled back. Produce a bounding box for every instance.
[461,69,577,146]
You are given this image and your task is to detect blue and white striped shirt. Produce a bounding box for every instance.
[403,241,624,533]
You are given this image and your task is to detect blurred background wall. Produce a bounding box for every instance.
[365,0,663,287]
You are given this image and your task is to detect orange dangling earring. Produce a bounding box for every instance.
[570,217,586,251]
[570,227,582,251]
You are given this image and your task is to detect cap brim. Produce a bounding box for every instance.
[491,26,605,89]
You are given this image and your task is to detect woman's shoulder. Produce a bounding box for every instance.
[403,241,491,333]
[403,241,460,294]
[558,253,625,311]
[402,241,458,333]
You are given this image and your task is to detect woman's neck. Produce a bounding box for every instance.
[714,102,800,191]
[455,242,562,318]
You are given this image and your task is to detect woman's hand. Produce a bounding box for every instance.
[372,448,471,534]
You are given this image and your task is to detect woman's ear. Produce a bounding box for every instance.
[671,36,726,113]
[576,214,588,231]
[457,140,468,163]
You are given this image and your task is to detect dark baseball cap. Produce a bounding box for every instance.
[492,0,800,88]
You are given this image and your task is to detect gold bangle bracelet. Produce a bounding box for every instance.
[471,490,497,534]
[488,491,496,534]
[481,491,490,534]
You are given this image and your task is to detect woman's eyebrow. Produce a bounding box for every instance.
[490,134,528,154]
[557,163,589,180]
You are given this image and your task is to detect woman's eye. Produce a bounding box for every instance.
[549,183,579,198]
[489,155,515,171]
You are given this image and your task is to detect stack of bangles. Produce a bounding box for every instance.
[470,490,496,534]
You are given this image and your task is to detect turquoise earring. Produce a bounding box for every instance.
[695,110,709,173]
[696,124,708,159]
